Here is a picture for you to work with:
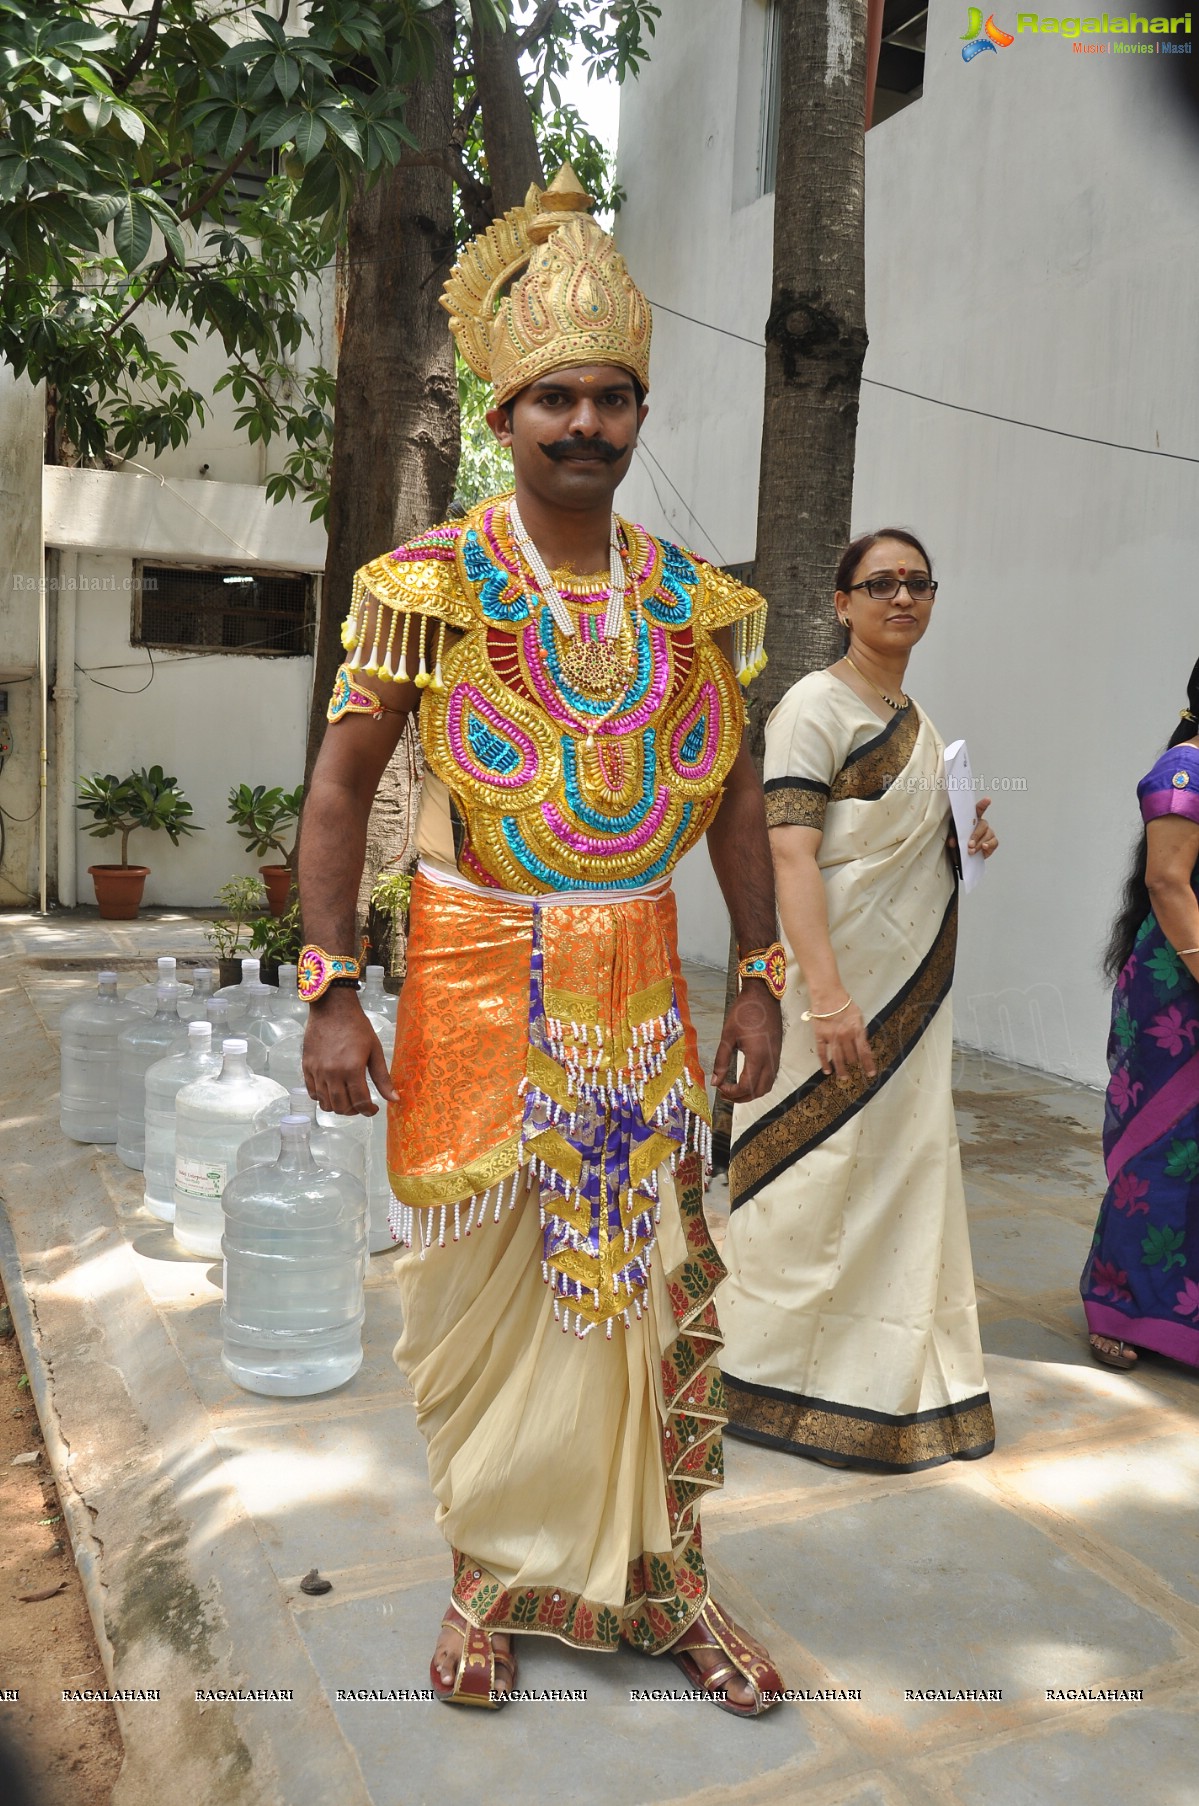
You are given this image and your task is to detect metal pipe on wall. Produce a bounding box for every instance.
[54,548,77,907]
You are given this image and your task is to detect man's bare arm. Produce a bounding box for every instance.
[299,611,421,1115]
[705,732,783,1102]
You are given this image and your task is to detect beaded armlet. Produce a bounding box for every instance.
[698,565,769,687]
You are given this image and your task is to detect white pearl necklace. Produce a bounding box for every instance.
[508,498,627,641]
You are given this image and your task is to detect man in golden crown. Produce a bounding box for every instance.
[299,167,787,1713]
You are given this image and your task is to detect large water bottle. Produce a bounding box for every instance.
[360,965,398,1028]
[242,985,301,1061]
[59,971,139,1143]
[359,988,397,1254]
[271,964,308,1030]
[127,956,193,1014]
[237,1088,368,1180]
[178,968,217,1021]
[267,997,394,1251]
[173,1040,286,1257]
[116,984,184,1170]
[215,956,265,1028]
[221,1116,367,1396]
[143,1022,222,1221]
[267,1035,303,1089]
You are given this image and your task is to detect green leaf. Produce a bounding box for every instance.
[291,110,325,166]
[112,194,153,272]
[317,104,360,156]
[288,153,341,220]
[273,51,301,100]
[110,103,146,147]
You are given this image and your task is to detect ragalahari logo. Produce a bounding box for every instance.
[962,9,1017,57]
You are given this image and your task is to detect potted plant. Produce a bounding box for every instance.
[227,783,303,917]
[248,897,303,986]
[77,767,201,919]
[368,869,413,985]
[206,876,267,986]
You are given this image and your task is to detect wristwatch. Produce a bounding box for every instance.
[737,942,787,1001]
[298,945,362,1003]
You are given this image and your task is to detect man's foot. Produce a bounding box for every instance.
[669,1600,783,1716]
[430,1604,516,1707]
[1089,1333,1138,1371]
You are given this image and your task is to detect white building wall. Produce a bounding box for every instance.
[45,468,324,908]
[616,2,1199,1087]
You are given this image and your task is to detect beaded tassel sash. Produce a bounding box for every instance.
[387,872,712,1336]
[521,904,711,1337]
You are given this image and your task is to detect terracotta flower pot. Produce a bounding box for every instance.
[259,864,293,917]
[88,864,150,921]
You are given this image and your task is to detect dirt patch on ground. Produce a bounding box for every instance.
[0,1280,123,1806]
[956,1086,1101,1188]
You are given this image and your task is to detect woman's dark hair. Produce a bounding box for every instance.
[1103,655,1199,982]
[834,527,933,652]
[834,527,933,596]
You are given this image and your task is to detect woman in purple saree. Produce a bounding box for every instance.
[1082,659,1199,1370]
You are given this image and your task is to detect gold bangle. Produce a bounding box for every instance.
[800,996,853,1023]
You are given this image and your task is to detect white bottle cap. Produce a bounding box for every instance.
[222,1038,249,1055]
[157,957,176,972]
[99,970,118,983]
[188,1021,212,1041]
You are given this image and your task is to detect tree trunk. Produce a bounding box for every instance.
[300,1,459,932]
[470,18,545,211]
[748,0,869,754]
[714,0,869,1164]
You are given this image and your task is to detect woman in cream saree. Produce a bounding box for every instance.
[720,531,997,1471]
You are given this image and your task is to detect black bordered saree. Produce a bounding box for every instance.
[720,670,994,1472]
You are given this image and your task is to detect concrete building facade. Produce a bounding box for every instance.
[614,0,1199,1087]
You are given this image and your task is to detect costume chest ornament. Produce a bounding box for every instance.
[416,503,748,893]
[337,498,769,896]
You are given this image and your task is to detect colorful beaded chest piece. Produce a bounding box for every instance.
[337,495,768,895]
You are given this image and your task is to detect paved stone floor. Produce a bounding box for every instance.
[1,910,1197,1806]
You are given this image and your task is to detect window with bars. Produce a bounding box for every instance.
[132,563,314,657]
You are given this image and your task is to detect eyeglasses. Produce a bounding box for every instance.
[846,575,938,602]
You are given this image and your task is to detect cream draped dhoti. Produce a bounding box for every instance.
[387,863,727,1653]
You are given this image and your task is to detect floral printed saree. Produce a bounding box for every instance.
[1081,743,1199,1364]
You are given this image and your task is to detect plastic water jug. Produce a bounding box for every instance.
[143,1022,222,1221]
[237,1088,368,1180]
[242,986,301,1059]
[127,956,193,1014]
[117,984,183,1170]
[215,956,265,1027]
[59,971,139,1143]
[360,965,398,1027]
[267,1036,304,1089]
[221,1115,367,1396]
[173,1040,286,1257]
[206,998,266,1073]
[178,968,217,1021]
[271,964,309,1030]
[268,994,395,1252]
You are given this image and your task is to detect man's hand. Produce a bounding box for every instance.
[303,990,398,1116]
[711,981,782,1103]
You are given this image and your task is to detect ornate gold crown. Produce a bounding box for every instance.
[441,163,651,404]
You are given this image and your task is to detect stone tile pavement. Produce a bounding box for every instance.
[1,910,1197,1806]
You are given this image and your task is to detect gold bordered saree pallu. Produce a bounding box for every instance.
[720,670,995,1473]
[333,497,768,1651]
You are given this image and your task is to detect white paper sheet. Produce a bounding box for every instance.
[943,739,986,895]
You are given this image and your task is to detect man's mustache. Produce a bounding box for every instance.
[537,437,626,464]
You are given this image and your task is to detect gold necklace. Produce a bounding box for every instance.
[843,653,908,712]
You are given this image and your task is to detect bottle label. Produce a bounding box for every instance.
[175,1155,227,1200]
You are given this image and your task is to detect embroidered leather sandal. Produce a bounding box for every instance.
[668,1601,784,1718]
[429,1605,517,1708]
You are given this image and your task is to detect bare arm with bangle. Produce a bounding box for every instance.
[769,824,877,1081]
[1145,815,1199,986]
